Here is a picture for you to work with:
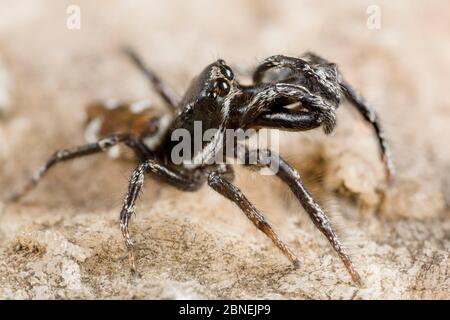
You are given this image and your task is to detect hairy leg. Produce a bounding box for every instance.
[253,52,395,184]
[8,133,149,202]
[122,47,181,110]
[242,83,336,134]
[242,148,361,284]
[340,81,395,183]
[207,171,300,267]
[302,52,395,183]
[120,160,204,273]
[252,54,343,106]
[252,54,311,84]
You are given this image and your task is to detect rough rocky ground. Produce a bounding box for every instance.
[0,0,449,299]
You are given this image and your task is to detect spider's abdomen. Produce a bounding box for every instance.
[84,99,172,157]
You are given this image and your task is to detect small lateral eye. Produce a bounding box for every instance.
[214,79,230,96]
[185,103,194,113]
[207,91,217,99]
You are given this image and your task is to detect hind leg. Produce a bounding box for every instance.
[8,133,150,202]
[122,47,181,110]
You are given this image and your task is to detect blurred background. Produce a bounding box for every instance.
[0,0,448,299]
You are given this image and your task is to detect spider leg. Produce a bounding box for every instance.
[340,81,395,184]
[300,51,395,183]
[252,54,310,84]
[241,148,361,284]
[251,109,323,131]
[207,171,300,267]
[7,133,149,202]
[122,47,181,110]
[253,52,395,184]
[242,83,336,134]
[253,54,342,104]
[120,160,203,273]
[300,51,330,65]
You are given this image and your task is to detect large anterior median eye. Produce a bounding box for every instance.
[214,79,231,96]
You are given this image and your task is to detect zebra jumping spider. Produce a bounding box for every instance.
[9,48,395,284]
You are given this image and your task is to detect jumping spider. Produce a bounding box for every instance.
[9,49,395,284]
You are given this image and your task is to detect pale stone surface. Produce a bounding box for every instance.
[0,55,12,116]
[0,0,449,299]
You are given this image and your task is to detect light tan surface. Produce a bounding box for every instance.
[0,0,449,299]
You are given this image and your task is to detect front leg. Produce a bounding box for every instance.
[242,83,336,134]
[252,54,310,84]
[252,54,343,105]
[254,52,395,183]
[120,160,204,273]
[340,80,395,183]
[304,52,396,183]
[242,148,361,284]
[251,109,323,131]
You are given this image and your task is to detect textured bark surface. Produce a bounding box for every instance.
[0,0,449,299]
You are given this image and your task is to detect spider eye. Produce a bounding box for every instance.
[207,91,217,99]
[186,103,193,112]
[217,59,234,80]
[221,65,234,80]
[214,79,230,96]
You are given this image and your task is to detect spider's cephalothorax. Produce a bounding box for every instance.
[9,49,396,284]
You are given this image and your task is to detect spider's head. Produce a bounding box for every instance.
[168,60,240,167]
[179,59,237,129]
